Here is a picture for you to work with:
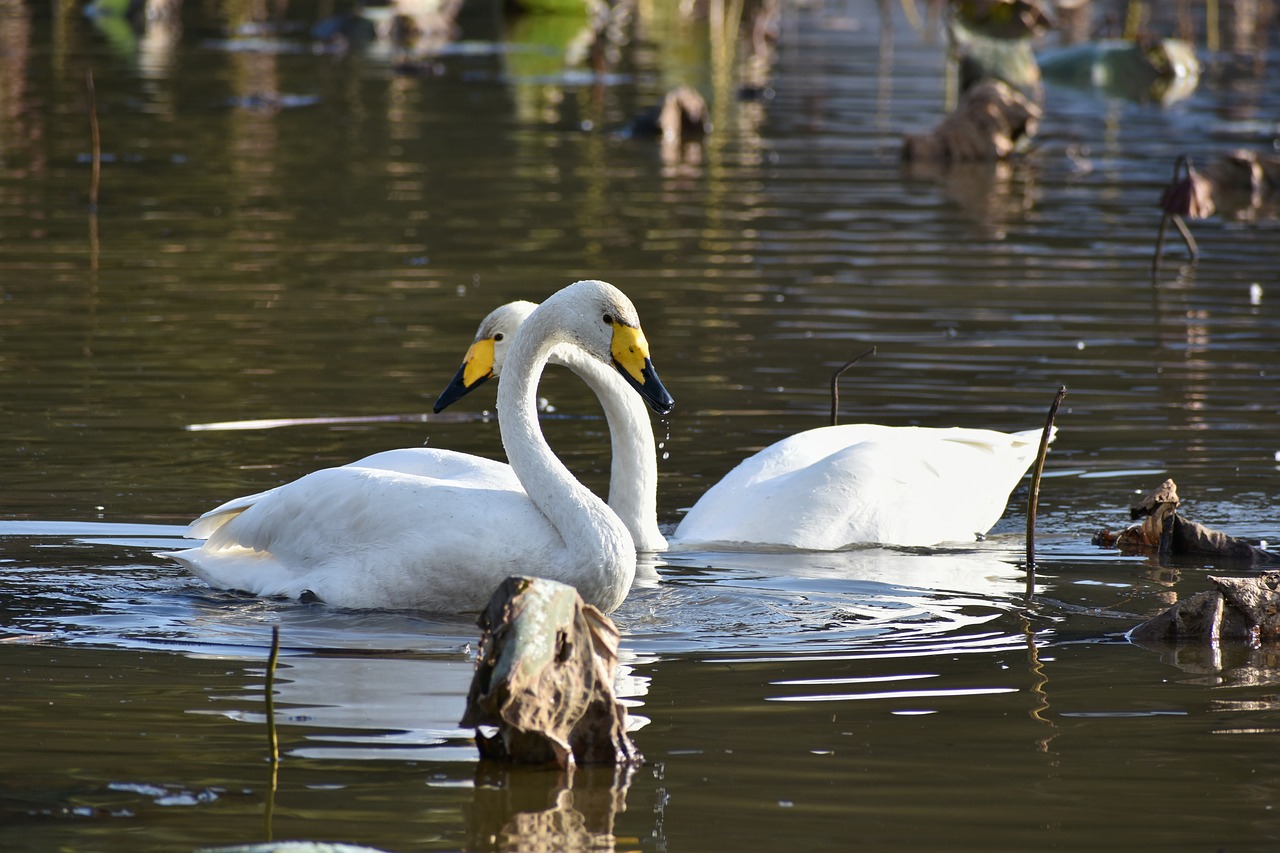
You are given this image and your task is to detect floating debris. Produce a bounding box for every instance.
[949,2,1046,99]
[1038,37,1201,105]
[621,86,710,145]
[1153,150,1280,271]
[902,79,1041,161]
[1093,478,1280,565]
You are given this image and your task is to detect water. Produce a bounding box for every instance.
[2,0,1280,849]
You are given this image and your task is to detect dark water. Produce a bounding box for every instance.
[2,0,1280,850]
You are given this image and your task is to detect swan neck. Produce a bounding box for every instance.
[556,346,666,551]
[497,307,636,609]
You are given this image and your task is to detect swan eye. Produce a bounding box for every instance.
[603,314,614,325]
[493,333,504,342]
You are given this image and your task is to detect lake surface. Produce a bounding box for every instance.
[2,0,1280,850]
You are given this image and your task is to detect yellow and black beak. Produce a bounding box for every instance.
[611,323,675,415]
[432,339,495,413]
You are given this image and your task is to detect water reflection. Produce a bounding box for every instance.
[1134,638,1280,689]
[467,764,635,853]
[212,654,477,762]
[900,157,1037,237]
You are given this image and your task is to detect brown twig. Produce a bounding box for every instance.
[829,346,877,426]
[266,624,281,765]
[87,70,101,212]
[1152,213,1169,275]
[264,624,281,839]
[1025,385,1066,601]
[1170,214,1199,258]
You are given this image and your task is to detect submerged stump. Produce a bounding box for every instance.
[462,576,642,769]
[1131,572,1280,646]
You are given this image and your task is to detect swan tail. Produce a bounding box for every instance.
[166,545,306,600]
[181,489,272,539]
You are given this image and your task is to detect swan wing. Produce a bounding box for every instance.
[182,448,521,540]
[170,462,568,611]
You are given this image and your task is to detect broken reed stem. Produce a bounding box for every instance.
[1152,155,1204,276]
[87,70,100,212]
[1171,214,1199,259]
[1025,385,1066,601]
[1152,213,1169,275]
[829,346,877,427]
[266,624,281,765]
[264,625,281,839]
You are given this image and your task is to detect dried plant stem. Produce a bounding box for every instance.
[87,70,100,211]
[264,625,281,838]
[1025,385,1066,601]
[829,346,877,427]
[1170,213,1199,257]
[1152,213,1169,275]
[266,625,281,765]
[87,69,101,275]
[1152,155,1204,275]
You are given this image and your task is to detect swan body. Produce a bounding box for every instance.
[672,423,1050,548]
[437,303,1053,550]
[167,280,674,612]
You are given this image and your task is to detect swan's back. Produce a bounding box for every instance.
[170,451,558,610]
[182,448,520,540]
[673,424,1049,549]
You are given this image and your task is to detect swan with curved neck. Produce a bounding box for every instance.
[434,301,667,552]
[166,280,674,612]
[436,302,1052,550]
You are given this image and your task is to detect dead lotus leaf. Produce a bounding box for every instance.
[1159,160,1215,220]
[461,576,641,769]
[902,79,1041,162]
[1093,478,1279,565]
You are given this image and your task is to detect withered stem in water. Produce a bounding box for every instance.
[264,625,281,838]
[87,70,100,212]
[266,625,281,765]
[829,346,877,426]
[1152,155,1203,275]
[1025,386,1066,601]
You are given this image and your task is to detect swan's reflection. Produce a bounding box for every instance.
[622,546,1030,655]
[664,544,1027,592]
[265,654,476,761]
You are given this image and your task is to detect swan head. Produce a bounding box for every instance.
[538,280,675,416]
[433,282,674,416]
[433,300,536,413]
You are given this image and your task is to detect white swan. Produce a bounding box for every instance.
[166,280,675,613]
[433,301,667,552]
[435,302,1052,550]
